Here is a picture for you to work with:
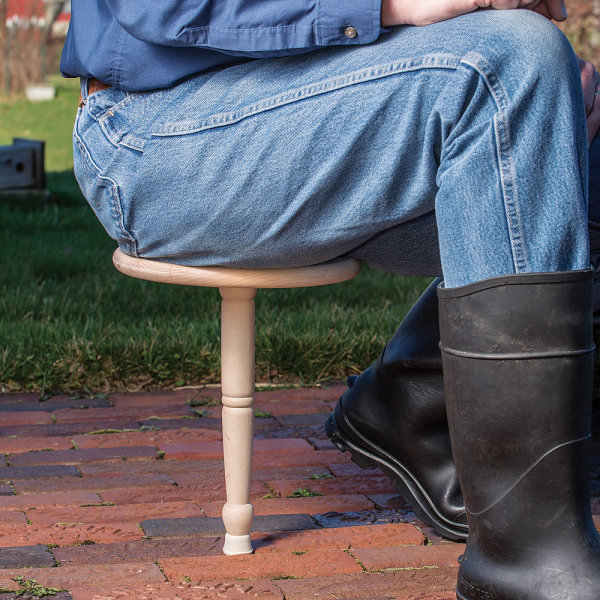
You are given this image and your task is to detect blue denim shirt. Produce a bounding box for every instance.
[61,0,384,91]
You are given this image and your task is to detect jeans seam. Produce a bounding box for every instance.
[151,55,463,137]
[74,115,138,255]
[460,53,529,274]
[82,92,150,152]
[95,93,144,123]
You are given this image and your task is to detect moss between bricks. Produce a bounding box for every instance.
[0,577,68,597]
[186,395,220,408]
[288,487,323,498]
[254,411,272,418]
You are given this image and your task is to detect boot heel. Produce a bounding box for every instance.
[325,413,378,470]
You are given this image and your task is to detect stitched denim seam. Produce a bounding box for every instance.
[317,0,323,46]
[86,92,143,123]
[74,117,138,254]
[460,53,528,275]
[151,55,463,137]
[85,93,149,151]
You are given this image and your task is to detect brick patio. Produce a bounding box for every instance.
[0,383,598,600]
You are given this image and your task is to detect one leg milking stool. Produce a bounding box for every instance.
[112,248,361,555]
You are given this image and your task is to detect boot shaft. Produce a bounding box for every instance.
[383,276,443,373]
[438,270,599,583]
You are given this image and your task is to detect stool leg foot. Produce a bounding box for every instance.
[223,533,253,556]
[219,287,257,555]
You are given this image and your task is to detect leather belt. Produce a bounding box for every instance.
[78,78,111,107]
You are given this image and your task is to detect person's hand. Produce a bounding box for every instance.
[578,56,600,146]
[381,0,548,27]
[532,0,567,21]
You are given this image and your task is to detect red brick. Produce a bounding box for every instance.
[159,440,221,461]
[27,501,203,526]
[72,428,221,450]
[352,544,463,571]
[252,467,334,481]
[70,579,284,600]
[194,471,333,494]
[160,548,362,582]
[168,471,227,487]
[253,395,336,417]
[13,473,176,493]
[53,536,221,565]
[201,494,375,517]
[76,461,214,479]
[80,462,331,483]
[0,522,143,547]
[252,523,425,553]
[0,511,27,524]
[274,568,458,599]
[53,406,192,423]
[0,436,74,454]
[266,475,396,498]
[308,437,338,451]
[0,492,101,509]
[100,481,267,505]
[255,385,343,407]
[0,464,79,479]
[9,446,158,466]
[0,420,142,438]
[77,462,167,477]
[0,563,164,591]
[108,393,193,409]
[99,485,187,505]
[254,438,314,453]
[160,438,312,461]
[328,462,378,477]
[253,450,353,470]
[366,493,410,510]
[0,411,53,426]
[78,457,224,477]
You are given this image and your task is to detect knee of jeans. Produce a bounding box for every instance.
[472,10,578,94]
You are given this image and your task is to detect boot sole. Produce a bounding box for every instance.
[325,409,468,542]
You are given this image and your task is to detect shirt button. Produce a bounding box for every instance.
[344,26,358,39]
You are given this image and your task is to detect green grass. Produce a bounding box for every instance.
[0,77,432,394]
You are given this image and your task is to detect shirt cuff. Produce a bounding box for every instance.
[318,0,383,47]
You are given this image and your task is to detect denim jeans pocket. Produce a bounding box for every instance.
[73,108,137,254]
[85,87,174,153]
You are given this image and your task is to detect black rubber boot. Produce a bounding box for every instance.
[326,277,468,541]
[438,269,600,600]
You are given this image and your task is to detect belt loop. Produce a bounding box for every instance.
[78,77,89,108]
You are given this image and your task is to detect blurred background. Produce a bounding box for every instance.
[563,0,600,64]
[0,0,70,96]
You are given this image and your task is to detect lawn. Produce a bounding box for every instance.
[0,77,432,394]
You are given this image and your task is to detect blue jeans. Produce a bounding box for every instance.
[73,10,590,288]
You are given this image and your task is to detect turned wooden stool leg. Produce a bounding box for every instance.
[219,286,256,555]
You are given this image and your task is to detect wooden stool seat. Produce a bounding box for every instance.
[112,248,361,554]
[113,249,362,289]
